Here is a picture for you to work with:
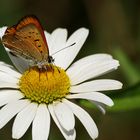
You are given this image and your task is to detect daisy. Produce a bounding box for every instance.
[0,27,122,140]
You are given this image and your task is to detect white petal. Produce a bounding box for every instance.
[68,54,113,68]
[32,104,50,140]
[67,58,119,85]
[0,61,21,78]
[70,79,123,93]
[53,102,75,131]
[0,72,19,83]
[48,104,76,140]
[0,26,7,39]
[0,61,13,67]
[54,28,89,70]
[0,82,18,88]
[44,30,51,53]
[5,48,30,73]
[92,101,106,114]
[0,99,30,129]
[44,30,51,44]
[48,28,67,55]
[0,90,24,107]
[64,99,98,139]
[67,92,114,106]
[12,103,38,139]
[67,54,113,79]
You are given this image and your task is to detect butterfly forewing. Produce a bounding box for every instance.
[2,16,49,63]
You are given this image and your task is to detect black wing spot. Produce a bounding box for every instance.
[38,45,41,47]
[9,51,17,57]
[34,39,39,42]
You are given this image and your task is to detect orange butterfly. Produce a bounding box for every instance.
[2,15,54,67]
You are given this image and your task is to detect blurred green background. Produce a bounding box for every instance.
[0,0,140,140]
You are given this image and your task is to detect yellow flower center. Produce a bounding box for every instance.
[19,64,70,104]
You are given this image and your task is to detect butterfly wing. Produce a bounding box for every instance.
[2,16,49,62]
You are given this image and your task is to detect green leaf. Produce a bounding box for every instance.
[108,83,140,112]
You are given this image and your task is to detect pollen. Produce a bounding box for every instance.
[19,65,70,104]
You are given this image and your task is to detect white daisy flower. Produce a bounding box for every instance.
[0,27,122,140]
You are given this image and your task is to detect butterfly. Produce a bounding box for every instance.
[2,15,54,67]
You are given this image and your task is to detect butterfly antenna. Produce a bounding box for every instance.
[51,42,76,56]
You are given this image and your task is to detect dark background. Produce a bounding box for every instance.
[0,0,140,140]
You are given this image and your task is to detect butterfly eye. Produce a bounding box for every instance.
[48,56,54,63]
